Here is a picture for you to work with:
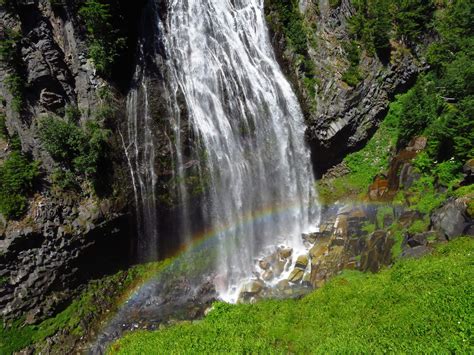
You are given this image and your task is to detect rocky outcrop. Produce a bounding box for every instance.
[266,0,422,175]
[0,195,131,323]
[0,0,141,323]
[431,198,474,240]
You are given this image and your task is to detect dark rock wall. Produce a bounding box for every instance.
[0,0,144,323]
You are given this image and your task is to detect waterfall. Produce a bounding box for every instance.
[126,0,319,300]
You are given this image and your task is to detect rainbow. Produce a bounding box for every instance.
[94,197,318,345]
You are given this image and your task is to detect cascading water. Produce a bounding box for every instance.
[126,0,319,301]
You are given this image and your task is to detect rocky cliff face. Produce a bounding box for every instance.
[0,0,431,325]
[266,0,422,175]
[0,0,138,323]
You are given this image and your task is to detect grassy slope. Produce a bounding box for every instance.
[111,238,474,354]
[0,259,172,354]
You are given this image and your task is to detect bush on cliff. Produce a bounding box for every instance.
[79,0,125,76]
[0,151,39,218]
[38,115,109,189]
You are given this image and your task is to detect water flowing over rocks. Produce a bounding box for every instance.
[126,0,319,299]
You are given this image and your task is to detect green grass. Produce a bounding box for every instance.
[0,260,172,354]
[110,238,474,354]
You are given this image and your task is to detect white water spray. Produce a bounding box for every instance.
[127,0,319,300]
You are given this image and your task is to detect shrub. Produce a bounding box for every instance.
[5,73,24,113]
[38,116,109,181]
[0,29,21,65]
[0,111,7,139]
[0,151,39,218]
[79,0,125,76]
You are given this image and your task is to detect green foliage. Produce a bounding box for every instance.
[329,0,341,8]
[0,111,7,139]
[0,151,39,218]
[5,73,24,113]
[376,205,394,228]
[38,115,109,186]
[266,0,309,55]
[390,227,404,259]
[79,0,125,76]
[265,0,318,99]
[0,29,21,65]
[361,222,376,234]
[111,238,474,354]
[349,0,435,58]
[408,218,429,234]
[342,40,363,86]
[0,260,172,354]
[51,167,79,191]
[64,104,81,122]
[326,1,473,208]
[398,0,474,163]
[392,0,435,44]
[405,175,446,214]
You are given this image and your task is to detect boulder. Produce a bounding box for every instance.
[360,231,394,272]
[401,245,431,259]
[276,279,290,291]
[288,269,304,283]
[294,255,308,270]
[405,231,439,248]
[309,244,328,261]
[261,270,273,282]
[258,259,271,271]
[462,159,474,184]
[278,247,293,259]
[237,280,265,303]
[273,259,286,277]
[431,198,474,239]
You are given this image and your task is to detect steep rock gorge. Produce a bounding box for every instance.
[0,0,431,325]
[265,0,422,175]
[0,0,145,322]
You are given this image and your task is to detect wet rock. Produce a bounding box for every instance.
[238,280,265,303]
[262,270,273,282]
[330,236,345,247]
[398,211,423,228]
[294,255,308,270]
[302,272,312,286]
[302,232,318,245]
[368,175,390,201]
[288,269,304,283]
[309,244,328,261]
[273,259,286,277]
[258,259,271,271]
[278,247,293,259]
[276,279,290,291]
[360,231,394,273]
